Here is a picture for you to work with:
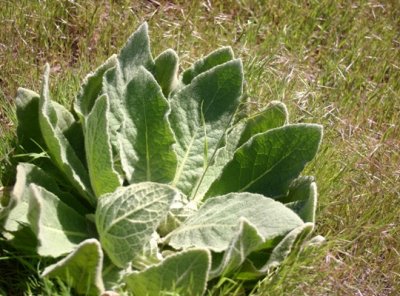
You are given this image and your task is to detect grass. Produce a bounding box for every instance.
[1,0,399,295]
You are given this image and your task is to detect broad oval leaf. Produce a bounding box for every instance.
[124,248,210,296]
[205,124,323,199]
[170,59,243,196]
[42,238,104,296]
[167,192,304,252]
[27,184,90,257]
[96,182,177,267]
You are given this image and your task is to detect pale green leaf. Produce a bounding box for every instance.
[182,47,234,84]
[42,238,104,296]
[96,182,177,267]
[283,176,318,223]
[118,22,154,82]
[85,94,122,197]
[15,88,45,153]
[117,66,177,184]
[27,184,90,257]
[205,124,323,199]
[39,64,94,204]
[167,192,304,252]
[237,101,288,146]
[154,49,179,97]
[124,248,210,296]
[209,218,264,279]
[3,163,86,244]
[74,54,117,120]
[170,59,243,196]
[193,101,289,201]
[237,223,314,280]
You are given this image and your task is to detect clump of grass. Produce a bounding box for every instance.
[1,0,399,295]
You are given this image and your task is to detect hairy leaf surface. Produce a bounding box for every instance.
[170,59,243,196]
[27,184,90,257]
[205,124,322,199]
[124,248,210,296]
[167,192,303,252]
[42,239,104,295]
[38,65,94,204]
[85,94,121,197]
[96,182,177,267]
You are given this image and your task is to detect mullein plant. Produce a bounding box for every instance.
[0,23,323,295]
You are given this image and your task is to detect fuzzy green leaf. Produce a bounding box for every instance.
[283,176,318,223]
[209,218,264,279]
[170,59,243,196]
[193,101,289,201]
[27,184,90,257]
[96,182,177,267]
[117,66,177,184]
[237,223,314,280]
[167,192,303,252]
[38,65,94,204]
[154,49,179,97]
[118,22,154,81]
[182,47,234,84]
[42,238,104,295]
[124,248,210,296]
[85,94,121,197]
[205,124,322,199]
[15,88,45,153]
[74,54,117,120]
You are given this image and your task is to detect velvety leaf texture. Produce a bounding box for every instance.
[74,54,117,120]
[167,192,304,252]
[118,66,177,184]
[182,46,234,84]
[124,248,210,296]
[192,101,289,201]
[42,239,104,296]
[154,49,179,97]
[170,59,243,196]
[205,124,322,199]
[96,182,177,267]
[38,65,94,204]
[85,94,121,197]
[27,184,90,257]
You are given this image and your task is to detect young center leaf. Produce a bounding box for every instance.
[42,238,105,296]
[96,182,177,267]
[205,124,322,199]
[170,59,243,196]
[166,192,304,252]
[116,66,177,184]
[124,248,211,296]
